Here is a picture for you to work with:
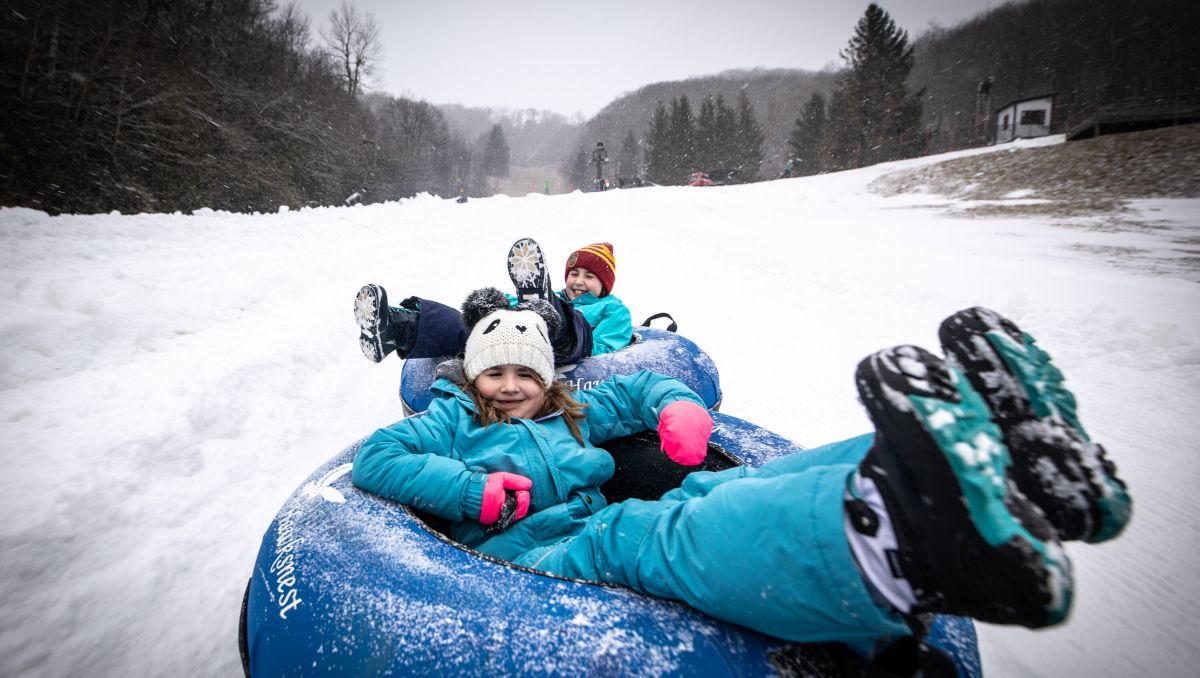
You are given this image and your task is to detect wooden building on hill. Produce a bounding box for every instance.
[992,94,1055,143]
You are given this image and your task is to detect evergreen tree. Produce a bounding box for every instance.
[617,130,641,181]
[695,96,718,170]
[644,101,672,184]
[713,94,739,171]
[787,93,827,175]
[734,91,764,182]
[667,95,698,183]
[481,124,511,177]
[824,3,923,170]
[446,135,477,197]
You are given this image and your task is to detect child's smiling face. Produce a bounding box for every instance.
[473,365,547,419]
[565,267,604,300]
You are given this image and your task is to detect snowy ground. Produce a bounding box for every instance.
[2,136,1198,676]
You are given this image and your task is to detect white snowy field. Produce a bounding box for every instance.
[1,136,1197,677]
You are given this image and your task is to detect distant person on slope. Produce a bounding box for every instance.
[354,239,632,368]
[779,157,799,178]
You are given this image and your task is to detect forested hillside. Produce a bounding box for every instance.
[910,0,1200,151]
[559,0,1199,185]
[565,68,840,182]
[0,0,503,213]
[4,0,1195,212]
[437,105,581,166]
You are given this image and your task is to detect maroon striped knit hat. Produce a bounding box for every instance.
[564,242,616,297]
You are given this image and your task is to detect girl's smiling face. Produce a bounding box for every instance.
[565,267,604,300]
[473,365,547,419]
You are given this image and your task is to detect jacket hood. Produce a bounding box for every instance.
[435,358,468,386]
[430,359,476,411]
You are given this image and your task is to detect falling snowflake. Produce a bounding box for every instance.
[508,240,543,285]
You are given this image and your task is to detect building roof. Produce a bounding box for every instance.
[994,93,1057,114]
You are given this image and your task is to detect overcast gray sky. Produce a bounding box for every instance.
[294,1,999,118]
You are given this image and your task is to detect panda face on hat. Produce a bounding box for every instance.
[460,288,557,386]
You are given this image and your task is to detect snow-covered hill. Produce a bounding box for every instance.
[1,134,1197,676]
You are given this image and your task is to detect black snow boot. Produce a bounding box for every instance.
[507,237,555,303]
[939,307,1132,543]
[541,289,594,364]
[854,345,1073,629]
[354,284,418,363]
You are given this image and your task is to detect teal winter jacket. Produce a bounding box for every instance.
[567,292,632,356]
[351,369,704,561]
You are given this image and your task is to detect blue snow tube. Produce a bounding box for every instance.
[398,327,723,415]
[240,410,982,677]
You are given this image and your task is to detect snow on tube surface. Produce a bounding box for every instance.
[399,327,722,415]
[240,409,981,677]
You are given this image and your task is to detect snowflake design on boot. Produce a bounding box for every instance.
[508,240,542,285]
[507,237,552,302]
[355,288,379,329]
[354,284,389,363]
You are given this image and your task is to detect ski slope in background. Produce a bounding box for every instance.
[2,137,1198,676]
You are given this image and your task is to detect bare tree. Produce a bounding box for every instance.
[274,2,313,59]
[321,1,382,97]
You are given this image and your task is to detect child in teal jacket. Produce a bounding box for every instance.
[355,239,632,366]
[556,241,631,355]
[353,294,1132,648]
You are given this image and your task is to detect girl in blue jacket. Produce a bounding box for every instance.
[352,294,1132,648]
[355,239,632,366]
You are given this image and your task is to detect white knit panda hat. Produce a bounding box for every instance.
[461,288,558,385]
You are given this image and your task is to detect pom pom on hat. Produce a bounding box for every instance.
[564,243,616,297]
[517,298,562,339]
[461,288,556,385]
[461,287,511,330]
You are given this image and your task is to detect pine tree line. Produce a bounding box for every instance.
[575,91,764,188]
[570,4,920,187]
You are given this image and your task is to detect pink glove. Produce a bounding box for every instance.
[479,472,532,527]
[658,401,712,466]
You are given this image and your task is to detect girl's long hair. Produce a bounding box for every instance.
[465,372,588,445]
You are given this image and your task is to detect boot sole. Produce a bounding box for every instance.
[354,285,386,363]
[856,346,1072,628]
[940,308,1131,542]
[507,238,552,301]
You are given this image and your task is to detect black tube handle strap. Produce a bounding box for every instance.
[639,312,678,333]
